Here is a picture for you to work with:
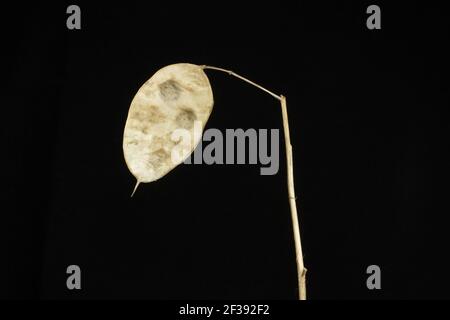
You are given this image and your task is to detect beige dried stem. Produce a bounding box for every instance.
[201,65,307,300]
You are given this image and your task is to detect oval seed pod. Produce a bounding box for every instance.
[123,63,214,195]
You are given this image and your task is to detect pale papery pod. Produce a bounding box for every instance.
[123,63,214,194]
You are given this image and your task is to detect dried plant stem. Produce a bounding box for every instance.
[202,65,307,300]
[201,65,281,101]
[280,95,307,300]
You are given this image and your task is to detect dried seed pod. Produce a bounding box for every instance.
[123,63,214,194]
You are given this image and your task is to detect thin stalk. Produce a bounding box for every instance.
[202,65,307,300]
[201,65,281,101]
[280,95,307,300]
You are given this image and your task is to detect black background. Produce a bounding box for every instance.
[2,1,449,300]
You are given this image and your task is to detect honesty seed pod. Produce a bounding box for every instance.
[123,63,214,195]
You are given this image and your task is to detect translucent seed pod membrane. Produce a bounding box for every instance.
[123,63,214,193]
